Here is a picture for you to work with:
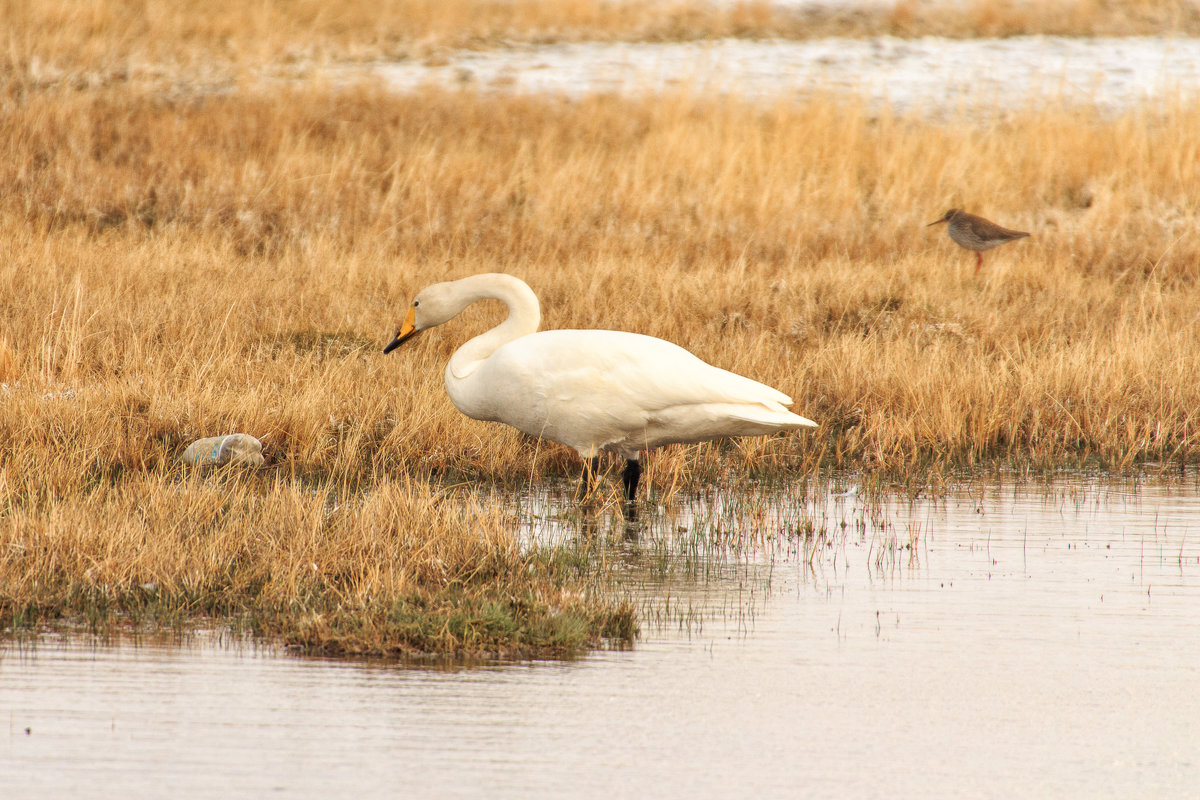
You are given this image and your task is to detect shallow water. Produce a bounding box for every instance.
[3,478,1200,798]
[365,36,1200,112]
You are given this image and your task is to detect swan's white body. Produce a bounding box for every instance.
[384,274,816,490]
[451,327,816,459]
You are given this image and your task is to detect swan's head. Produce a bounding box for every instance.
[382,281,466,354]
[926,209,961,226]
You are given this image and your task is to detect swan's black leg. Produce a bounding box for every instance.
[621,458,641,503]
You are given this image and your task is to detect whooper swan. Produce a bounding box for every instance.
[383,273,817,502]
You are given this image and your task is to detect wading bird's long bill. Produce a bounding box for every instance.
[383,306,419,354]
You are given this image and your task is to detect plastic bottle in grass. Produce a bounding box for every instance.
[181,434,265,467]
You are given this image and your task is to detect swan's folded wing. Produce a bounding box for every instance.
[518,330,802,414]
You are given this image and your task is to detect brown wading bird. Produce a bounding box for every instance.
[927,209,1030,272]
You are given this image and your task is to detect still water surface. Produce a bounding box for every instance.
[3,478,1199,798]
[367,36,1200,113]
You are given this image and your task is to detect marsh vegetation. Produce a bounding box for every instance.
[2,1,1198,656]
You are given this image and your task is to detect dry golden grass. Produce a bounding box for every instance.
[6,0,1200,87]
[1,469,635,658]
[3,70,1200,653]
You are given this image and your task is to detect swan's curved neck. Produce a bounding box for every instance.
[447,274,541,379]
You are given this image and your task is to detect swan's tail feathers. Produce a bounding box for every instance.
[743,399,818,429]
[710,402,818,432]
[731,408,818,429]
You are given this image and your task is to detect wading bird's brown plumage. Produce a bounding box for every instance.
[927,209,1030,272]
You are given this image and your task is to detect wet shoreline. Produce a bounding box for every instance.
[357,35,1200,113]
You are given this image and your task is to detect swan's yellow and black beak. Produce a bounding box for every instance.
[383,306,419,354]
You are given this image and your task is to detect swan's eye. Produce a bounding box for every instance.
[413,300,420,308]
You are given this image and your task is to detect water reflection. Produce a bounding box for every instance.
[3,476,1199,797]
